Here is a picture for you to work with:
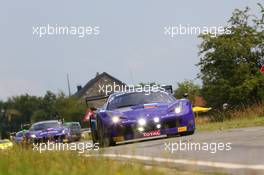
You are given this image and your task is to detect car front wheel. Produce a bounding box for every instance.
[96,118,115,147]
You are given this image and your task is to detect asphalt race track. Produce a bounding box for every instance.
[85,126,264,175]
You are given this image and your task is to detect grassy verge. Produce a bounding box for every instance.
[196,102,264,131]
[197,116,264,131]
[0,147,224,175]
[3,105,263,175]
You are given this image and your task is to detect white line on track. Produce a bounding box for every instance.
[85,154,264,171]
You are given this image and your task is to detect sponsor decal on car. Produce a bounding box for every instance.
[144,103,158,109]
[113,136,124,142]
[177,126,187,133]
[143,130,161,137]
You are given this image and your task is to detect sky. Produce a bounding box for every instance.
[0,0,261,100]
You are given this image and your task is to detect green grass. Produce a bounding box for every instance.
[80,132,91,141]
[196,102,264,131]
[197,116,264,131]
[0,147,224,175]
[0,147,161,175]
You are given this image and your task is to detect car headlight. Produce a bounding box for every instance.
[138,118,146,126]
[138,127,144,132]
[154,117,159,123]
[112,116,120,123]
[30,134,36,138]
[174,103,182,114]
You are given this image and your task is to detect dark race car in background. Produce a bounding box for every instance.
[26,120,71,143]
[88,89,195,147]
[63,122,81,141]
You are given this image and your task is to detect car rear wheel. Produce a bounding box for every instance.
[76,135,81,142]
[90,118,98,144]
[91,129,98,143]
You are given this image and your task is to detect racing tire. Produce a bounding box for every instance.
[97,117,115,147]
[90,117,98,144]
[91,129,98,144]
[76,136,81,142]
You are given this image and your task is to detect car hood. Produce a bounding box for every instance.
[108,99,191,119]
[113,103,170,120]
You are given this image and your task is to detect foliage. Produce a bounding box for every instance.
[1,91,87,135]
[0,147,219,175]
[196,101,264,131]
[198,3,264,108]
[0,148,163,175]
[174,80,201,104]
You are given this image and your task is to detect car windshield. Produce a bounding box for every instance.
[107,91,175,110]
[32,122,61,131]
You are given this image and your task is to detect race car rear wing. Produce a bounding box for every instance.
[161,85,173,94]
[85,95,110,109]
[125,85,173,94]
[85,85,173,101]
[85,95,109,102]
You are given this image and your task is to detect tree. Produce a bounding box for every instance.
[198,3,264,108]
[0,91,88,135]
[31,91,86,124]
[6,94,42,125]
[53,92,86,124]
[174,80,201,104]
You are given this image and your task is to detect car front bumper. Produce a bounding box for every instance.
[109,113,195,142]
[29,133,70,143]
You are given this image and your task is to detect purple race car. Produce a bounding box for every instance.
[89,90,195,147]
[26,120,71,144]
[13,130,26,143]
